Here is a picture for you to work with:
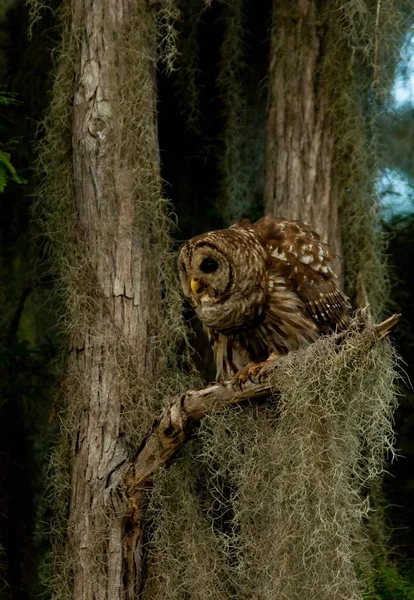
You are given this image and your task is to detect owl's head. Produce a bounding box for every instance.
[178,227,267,331]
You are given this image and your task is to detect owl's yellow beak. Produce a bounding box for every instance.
[190,278,201,294]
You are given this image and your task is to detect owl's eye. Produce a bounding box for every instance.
[199,257,219,274]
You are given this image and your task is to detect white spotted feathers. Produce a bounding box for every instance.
[254,216,350,333]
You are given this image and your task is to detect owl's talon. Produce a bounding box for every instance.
[230,378,244,392]
[231,367,250,390]
[233,360,279,388]
[231,363,266,389]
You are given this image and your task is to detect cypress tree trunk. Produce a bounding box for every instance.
[66,0,159,597]
[264,0,342,264]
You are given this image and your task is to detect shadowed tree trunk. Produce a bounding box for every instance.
[67,0,159,597]
[265,0,342,273]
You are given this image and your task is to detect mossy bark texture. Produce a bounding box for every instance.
[265,0,341,268]
[68,0,158,597]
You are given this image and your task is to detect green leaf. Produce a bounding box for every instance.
[0,149,26,187]
[0,164,8,193]
[0,89,19,106]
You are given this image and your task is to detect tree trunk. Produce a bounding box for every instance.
[67,0,159,597]
[264,0,342,274]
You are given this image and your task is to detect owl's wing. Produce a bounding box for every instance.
[251,217,350,333]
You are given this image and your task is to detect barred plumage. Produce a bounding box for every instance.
[178,216,350,381]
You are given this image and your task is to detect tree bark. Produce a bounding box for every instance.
[67,0,158,598]
[265,0,342,275]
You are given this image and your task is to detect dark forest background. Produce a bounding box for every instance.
[0,0,414,597]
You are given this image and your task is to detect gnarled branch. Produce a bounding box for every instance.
[125,313,400,496]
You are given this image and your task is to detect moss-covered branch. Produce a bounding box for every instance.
[125,313,400,497]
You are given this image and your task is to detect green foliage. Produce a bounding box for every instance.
[0,149,26,192]
[0,90,26,193]
[364,561,414,600]
[0,90,17,106]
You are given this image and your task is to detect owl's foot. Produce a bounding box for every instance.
[231,361,269,390]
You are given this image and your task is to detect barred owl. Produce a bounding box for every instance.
[178,217,350,382]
